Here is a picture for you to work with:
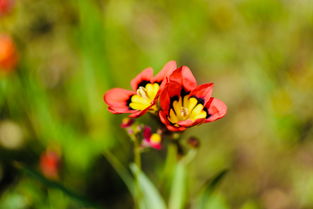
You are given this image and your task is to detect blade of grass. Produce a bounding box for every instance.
[103,151,134,196]
[195,169,229,209]
[130,164,167,209]
[14,162,102,209]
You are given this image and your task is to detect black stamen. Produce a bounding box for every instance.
[167,118,176,126]
[169,95,179,115]
[127,95,135,110]
[180,88,190,97]
[190,96,205,105]
[170,95,179,104]
[204,107,211,119]
[197,98,205,105]
[180,89,190,106]
[137,80,150,89]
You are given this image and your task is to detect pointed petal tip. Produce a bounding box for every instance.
[130,67,154,90]
[205,98,227,122]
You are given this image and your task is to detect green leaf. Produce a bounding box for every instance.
[204,169,228,192]
[195,169,229,209]
[169,162,187,209]
[103,151,135,196]
[202,193,230,209]
[130,164,167,209]
[240,200,260,209]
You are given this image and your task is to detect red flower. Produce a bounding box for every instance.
[0,0,13,16]
[159,66,227,131]
[0,35,18,72]
[40,149,60,179]
[104,61,177,118]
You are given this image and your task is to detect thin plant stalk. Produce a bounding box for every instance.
[134,137,142,170]
[132,134,143,209]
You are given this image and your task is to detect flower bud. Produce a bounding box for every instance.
[187,136,200,148]
[0,0,13,16]
[133,124,144,134]
[120,118,134,128]
[149,133,162,149]
[142,126,162,150]
[172,133,180,140]
[40,148,60,179]
[0,35,18,73]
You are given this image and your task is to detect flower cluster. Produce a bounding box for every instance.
[104,61,227,148]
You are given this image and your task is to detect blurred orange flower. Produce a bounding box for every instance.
[40,149,60,179]
[0,0,13,16]
[0,35,18,73]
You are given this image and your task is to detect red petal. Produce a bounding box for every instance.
[103,88,135,114]
[177,118,205,127]
[153,60,177,83]
[142,138,162,150]
[204,98,227,122]
[168,66,197,92]
[190,83,214,105]
[150,143,162,150]
[159,111,169,125]
[168,125,186,132]
[128,108,150,118]
[130,67,153,90]
[159,81,182,113]
[177,120,194,127]
[158,80,189,132]
[107,106,133,114]
[159,111,186,132]
[159,84,170,113]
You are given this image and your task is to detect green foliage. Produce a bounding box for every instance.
[131,164,167,209]
[1,0,313,208]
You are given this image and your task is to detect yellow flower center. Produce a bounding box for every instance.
[168,96,207,126]
[129,83,160,111]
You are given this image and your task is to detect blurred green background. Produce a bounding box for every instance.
[1,0,313,208]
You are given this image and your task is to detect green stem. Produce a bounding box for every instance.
[163,142,177,177]
[159,140,178,193]
[128,133,142,170]
[134,140,142,170]
[132,135,142,209]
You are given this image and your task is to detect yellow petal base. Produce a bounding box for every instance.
[129,83,160,111]
[168,96,207,126]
